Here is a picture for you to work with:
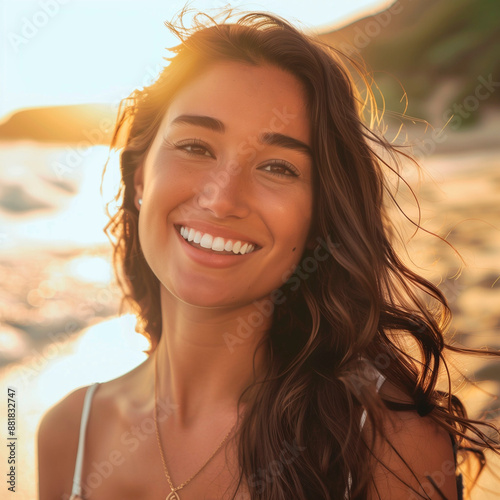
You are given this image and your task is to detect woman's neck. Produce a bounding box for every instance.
[152,285,271,427]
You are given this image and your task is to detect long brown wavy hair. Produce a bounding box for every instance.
[103,9,499,499]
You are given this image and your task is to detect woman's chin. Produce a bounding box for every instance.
[163,281,242,310]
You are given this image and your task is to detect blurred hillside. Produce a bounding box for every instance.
[318,0,500,126]
[0,103,116,144]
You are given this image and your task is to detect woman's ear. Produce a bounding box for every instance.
[133,163,144,210]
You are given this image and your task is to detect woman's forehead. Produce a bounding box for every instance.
[159,61,311,143]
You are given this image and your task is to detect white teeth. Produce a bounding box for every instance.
[178,225,256,254]
[199,233,213,249]
[232,241,241,253]
[212,237,225,251]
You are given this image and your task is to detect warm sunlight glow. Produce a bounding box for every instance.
[67,256,112,284]
[0,0,388,119]
[34,314,148,408]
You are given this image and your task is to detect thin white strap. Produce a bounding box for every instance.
[70,383,100,498]
[346,368,386,498]
[359,370,386,431]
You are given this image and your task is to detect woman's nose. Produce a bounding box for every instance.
[195,161,250,219]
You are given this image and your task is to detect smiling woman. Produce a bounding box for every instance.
[37,8,499,500]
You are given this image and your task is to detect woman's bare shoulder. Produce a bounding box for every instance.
[37,385,93,451]
[37,359,153,498]
[37,385,94,499]
[38,360,149,443]
[39,357,151,430]
[368,379,458,499]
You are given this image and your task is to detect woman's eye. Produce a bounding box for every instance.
[176,141,213,157]
[261,161,299,177]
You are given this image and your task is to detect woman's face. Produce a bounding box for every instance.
[134,61,313,308]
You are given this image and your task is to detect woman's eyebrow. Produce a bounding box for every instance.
[170,114,225,133]
[260,132,312,159]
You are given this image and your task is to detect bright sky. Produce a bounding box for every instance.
[0,0,389,121]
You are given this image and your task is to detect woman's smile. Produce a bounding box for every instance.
[174,224,260,269]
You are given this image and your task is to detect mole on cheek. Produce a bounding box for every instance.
[292,247,296,252]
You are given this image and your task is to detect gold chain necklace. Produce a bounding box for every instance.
[153,351,237,499]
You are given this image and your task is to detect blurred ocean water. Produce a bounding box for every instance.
[0,142,149,498]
